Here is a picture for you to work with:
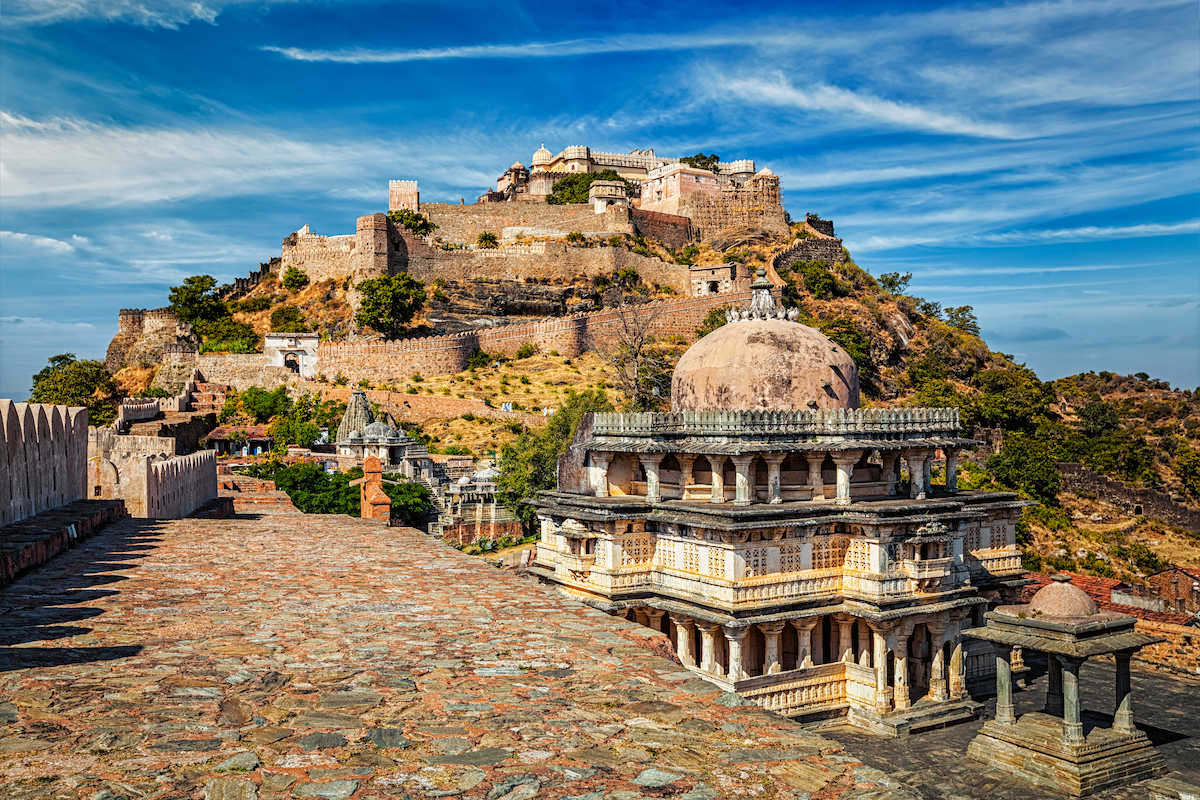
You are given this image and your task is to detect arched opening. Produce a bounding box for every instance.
[283,353,300,373]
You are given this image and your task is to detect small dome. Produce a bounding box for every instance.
[532,143,553,167]
[510,161,525,171]
[362,421,400,442]
[1028,576,1098,618]
[672,320,859,412]
[348,430,361,439]
[756,167,775,177]
[457,476,472,485]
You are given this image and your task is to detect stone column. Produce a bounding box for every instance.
[894,632,911,711]
[883,453,899,496]
[724,626,749,681]
[764,454,786,504]
[639,454,664,504]
[922,456,932,497]
[670,614,696,667]
[995,644,1016,725]
[806,453,826,501]
[832,451,861,507]
[590,452,611,498]
[857,622,871,667]
[1060,656,1085,746]
[634,607,650,627]
[906,451,929,499]
[837,616,855,663]
[1114,651,1135,734]
[792,618,818,668]
[928,625,948,702]
[731,455,754,506]
[945,448,959,493]
[696,623,722,676]
[872,626,891,712]
[1045,654,1063,716]
[677,455,696,497]
[645,608,666,634]
[710,459,725,504]
[949,638,966,700]
[761,622,786,675]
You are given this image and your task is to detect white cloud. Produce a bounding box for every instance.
[0,230,76,253]
[1,0,310,28]
[972,220,1200,243]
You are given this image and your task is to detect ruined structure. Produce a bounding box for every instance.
[531,277,1030,735]
[105,308,198,372]
[965,576,1167,795]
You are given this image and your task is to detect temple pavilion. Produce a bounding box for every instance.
[531,270,1031,734]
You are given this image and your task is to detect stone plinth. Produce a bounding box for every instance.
[966,713,1166,797]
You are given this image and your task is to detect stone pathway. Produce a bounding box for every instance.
[1,511,916,800]
[821,651,1200,799]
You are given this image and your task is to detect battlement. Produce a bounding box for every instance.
[389,180,420,213]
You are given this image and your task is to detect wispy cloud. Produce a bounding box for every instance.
[972,220,1200,243]
[3,0,304,29]
[0,230,77,253]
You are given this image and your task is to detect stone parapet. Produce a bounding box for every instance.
[590,407,963,439]
[0,499,126,586]
[0,400,89,528]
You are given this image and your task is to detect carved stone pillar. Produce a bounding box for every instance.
[724,626,749,681]
[761,622,786,675]
[857,621,871,667]
[832,451,861,507]
[1114,651,1135,734]
[945,448,959,493]
[639,453,664,504]
[995,644,1015,725]
[883,453,899,496]
[906,451,929,499]
[894,632,911,710]
[710,459,725,504]
[634,607,650,627]
[871,626,891,712]
[806,453,825,501]
[590,452,612,498]
[677,455,696,497]
[837,615,855,663]
[928,624,948,702]
[731,455,754,506]
[792,618,819,668]
[949,638,966,700]
[669,614,696,667]
[764,454,786,505]
[645,608,666,634]
[696,622,722,675]
[1045,654,1063,716]
[1061,656,1085,746]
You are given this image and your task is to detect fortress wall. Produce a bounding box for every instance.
[316,290,752,385]
[1132,619,1200,677]
[280,232,357,283]
[772,237,847,273]
[631,209,694,249]
[197,354,306,392]
[1058,462,1200,534]
[1,400,88,528]
[144,449,218,519]
[405,241,691,295]
[421,203,631,244]
[88,428,176,462]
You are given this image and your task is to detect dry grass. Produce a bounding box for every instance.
[112,366,157,398]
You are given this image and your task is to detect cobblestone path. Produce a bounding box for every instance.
[1,513,916,800]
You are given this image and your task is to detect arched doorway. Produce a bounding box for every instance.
[283,353,300,373]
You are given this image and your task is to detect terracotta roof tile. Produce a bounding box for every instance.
[1023,572,1196,627]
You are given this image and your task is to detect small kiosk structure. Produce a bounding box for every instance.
[964,575,1166,796]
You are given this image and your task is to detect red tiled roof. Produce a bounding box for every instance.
[1023,572,1195,626]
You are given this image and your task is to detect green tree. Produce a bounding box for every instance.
[168,275,226,326]
[282,266,309,292]
[355,274,427,339]
[696,305,732,338]
[879,272,912,294]
[971,365,1054,432]
[241,386,292,424]
[945,305,981,336]
[1174,442,1200,499]
[1078,399,1120,437]
[546,169,632,205]
[495,389,613,524]
[386,209,438,236]
[819,316,873,387]
[269,304,310,333]
[29,354,117,425]
[679,153,721,172]
[986,432,1061,505]
[476,231,498,248]
[383,480,434,527]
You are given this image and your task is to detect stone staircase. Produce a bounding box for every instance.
[190,382,229,414]
[218,476,300,514]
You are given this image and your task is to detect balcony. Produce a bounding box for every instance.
[901,557,952,592]
[557,552,596,576]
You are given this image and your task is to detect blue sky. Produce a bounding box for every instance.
[1,0,1197,400]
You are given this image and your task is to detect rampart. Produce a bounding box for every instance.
[806,215,835,237]
[280,214,405,285]
[318,387,544,427]
[1132,619,1199,677]
[114,399,161,429]
[401,234,692,294]
[630,209,693,249]
[681,178,788,241]
[88,429,217,519]
[316,290,752,385]
[145,450,218,519]
[420,203,633,244]
[197,353,307,392]
[1,400,89,528]
[1058,462,1200,534]
[772,237,847,272]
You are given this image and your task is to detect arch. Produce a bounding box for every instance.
[283,353,301,373]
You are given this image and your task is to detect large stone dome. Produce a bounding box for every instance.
[1027,576,1098,619]
[671,318,860,413]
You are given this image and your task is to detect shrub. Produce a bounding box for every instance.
[565,231,585,243]
[515,343,538,359]
[432,288,449,302]
[476,231,498,248]
[269,304,310,333]
[519,375,531,384]
[411,372,423,382]
[386,208,438,236]
[282,266,309,293]
[607,235,623,247]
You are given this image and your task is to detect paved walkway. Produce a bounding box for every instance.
[1,512,915,800]
[821,651,1200,800]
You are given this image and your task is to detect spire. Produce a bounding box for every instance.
[336,387,375,443]
[724,265,799,324]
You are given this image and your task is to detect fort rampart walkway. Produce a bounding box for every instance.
[0,511,916,799]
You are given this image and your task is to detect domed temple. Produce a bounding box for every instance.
[335,388,433,480]
[531,271,1032,735]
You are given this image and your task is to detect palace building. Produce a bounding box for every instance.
[531,270,1031,735]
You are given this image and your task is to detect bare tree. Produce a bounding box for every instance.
[588,302,673,411]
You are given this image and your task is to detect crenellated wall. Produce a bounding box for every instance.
[88,431,217,519]
[315,290,752,385]
[145,450,218,519]
[1,400,89,528]
[420,202,633,244]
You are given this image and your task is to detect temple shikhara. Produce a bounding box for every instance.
[532,270,1031,735]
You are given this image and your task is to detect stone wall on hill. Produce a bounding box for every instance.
[420,202,633,244]
[197,353,312,393]
[772,237,847,273]
[316,290,753,386]
[630,209,693,249]
[1059,462,1200,534]
[318,387,543,427]
[1133,619,1199,677]
[1,400,89,528]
